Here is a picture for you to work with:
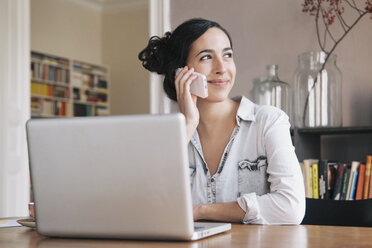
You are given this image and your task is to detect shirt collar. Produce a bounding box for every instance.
[233,96,256,125]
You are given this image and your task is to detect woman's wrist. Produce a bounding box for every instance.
[186,120,198,143]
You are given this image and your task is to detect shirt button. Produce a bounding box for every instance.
[211,178,215,183]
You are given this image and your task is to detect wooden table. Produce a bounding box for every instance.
[1,223,371,248]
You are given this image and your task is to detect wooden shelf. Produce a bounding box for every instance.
[293,126,372,162]
[30,51,110,118]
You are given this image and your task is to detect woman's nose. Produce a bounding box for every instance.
[214,57,227,75]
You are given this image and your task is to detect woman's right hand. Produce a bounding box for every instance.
[175,66,199,143]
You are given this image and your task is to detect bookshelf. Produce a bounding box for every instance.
[30,51,110,118]
[293,126,372,162]
[292,127,372,227]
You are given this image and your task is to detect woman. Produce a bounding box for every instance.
[138,18,305,225]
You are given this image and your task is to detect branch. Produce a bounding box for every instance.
[335,4,350,29]
[344,0,364,14]
[301,10,369,126]
[335,10,349,31]
[320,7,337,45]
[323,28,327,52]
[315,3,325,51]
[352,0,365,15]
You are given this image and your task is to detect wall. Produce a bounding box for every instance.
[170,0,372,126]
[31,0,102,64]
[102,7,149,115]
[31,0,149,115]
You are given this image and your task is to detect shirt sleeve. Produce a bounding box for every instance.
[237,110,305,225]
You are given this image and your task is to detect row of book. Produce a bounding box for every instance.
[31,82,70,99]
[31,62,70,84]
[300,155,372,200]
[71,71,107,89]
[73,61,107,75]
[73,104,109,116]
[32,52,69,67]
[31,97,71,117]
[73,88,107,104]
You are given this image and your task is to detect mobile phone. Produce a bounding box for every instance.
[176,68,208,98]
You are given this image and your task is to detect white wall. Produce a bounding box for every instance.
[102,7,150,115]
[31,0,102,64]
[170,0,372,126]
[31,0,149,115]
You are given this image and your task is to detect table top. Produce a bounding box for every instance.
[1,222,371,248]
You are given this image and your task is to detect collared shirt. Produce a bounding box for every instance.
[188,96,305,225]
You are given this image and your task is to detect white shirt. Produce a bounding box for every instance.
[188,96,305,225]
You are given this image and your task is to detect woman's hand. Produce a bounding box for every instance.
[193,203,245,223]
[175,66,200,143]
[193,204,203,221]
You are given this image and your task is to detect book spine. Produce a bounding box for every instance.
[341,168,350,200]
[318,160,328,199]
[355,164,365,200]
[332,163,345,200]
[350,170,359,200]
[346,161,360,200]
[367,155,372,199]
[313,163,319,199]
[309,166,313,198]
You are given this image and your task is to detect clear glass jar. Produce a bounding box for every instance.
[293,51,342,127]
[253,65,290,116]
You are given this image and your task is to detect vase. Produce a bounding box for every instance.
[253,64,291,117]
[293,51,342,127]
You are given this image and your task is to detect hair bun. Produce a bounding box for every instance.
[138,32,172,74]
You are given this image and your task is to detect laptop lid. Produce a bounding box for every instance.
[27,113,195,240]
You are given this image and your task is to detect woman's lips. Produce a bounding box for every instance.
[208,79,229,86]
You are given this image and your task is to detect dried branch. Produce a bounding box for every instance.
[344,0,363,14]
[301,0,370,126]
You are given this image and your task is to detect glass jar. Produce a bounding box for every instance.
[253,64,291,116]
[293,51,342,127]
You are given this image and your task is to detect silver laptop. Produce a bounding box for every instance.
[26,113,231,240]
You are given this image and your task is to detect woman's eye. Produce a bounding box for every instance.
[224,52,233,58]
[200,55,211,61]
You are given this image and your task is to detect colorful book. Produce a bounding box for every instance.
[341,168,350,200]
[303,159,318,198]
[350,170,359,200]
[346,161,360,200]
[309,165,313,198]
[327,162,338,199]
[365,155,372,199]
[355,164,366,200]
[318,160,327,199]
[332,163,346,200]
[312,163,319,199]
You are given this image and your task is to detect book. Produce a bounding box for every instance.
[318,160,337,199]
[349,170,359,200]
[332,163,346,200]
[346,161,360,200]
[327,162,338,199]
[318,160,328,199]
[303,159,317,198]
[340,167,350,200]
[312,163,319,199]
[365,155,372,199]
[309,165,313,198]
[355,164,366,200]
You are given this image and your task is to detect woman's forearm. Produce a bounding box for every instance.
[194,202,245,223]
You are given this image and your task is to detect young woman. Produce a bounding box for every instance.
[138,18,305,225]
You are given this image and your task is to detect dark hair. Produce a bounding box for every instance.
[138,18,233,101]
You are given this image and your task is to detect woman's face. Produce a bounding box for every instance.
[186,27,236,102]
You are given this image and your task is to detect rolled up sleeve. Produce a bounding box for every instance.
[237,111,305,225]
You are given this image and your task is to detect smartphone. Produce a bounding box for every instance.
[176,68,208,98]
